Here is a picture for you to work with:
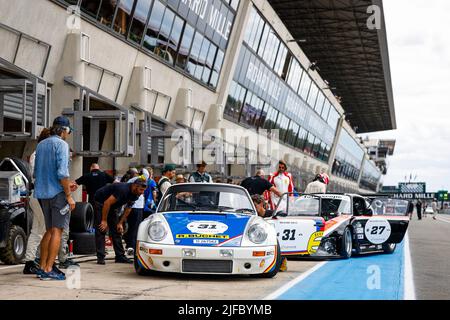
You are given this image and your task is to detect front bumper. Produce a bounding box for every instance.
[136,241,278,275]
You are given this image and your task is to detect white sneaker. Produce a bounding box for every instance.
[126,248,134,256]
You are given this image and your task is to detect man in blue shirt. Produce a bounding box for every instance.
[34,116,77,281]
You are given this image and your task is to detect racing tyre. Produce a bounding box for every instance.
[70,202,94,233]
[10,157,33,187]
[0,225,27,264]
[252,243,282,278]
[382,243,396,254]
[69,232,96,255]
[339,227,353,259]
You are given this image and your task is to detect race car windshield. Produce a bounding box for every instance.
[370,198,409,216]
[158,185,255,214]
[321,196,352,216]
[276,195,320,216]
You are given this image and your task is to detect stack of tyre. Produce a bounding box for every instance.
[70,203,96,255]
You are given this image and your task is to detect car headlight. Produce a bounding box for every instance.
[247,223,268,244]
[147,221,167,242]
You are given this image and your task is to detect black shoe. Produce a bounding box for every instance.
[97,258,106,265]
[23,261,40,275]
[52,264,65,276]
[59,259,80,269]
[115,256,132,264]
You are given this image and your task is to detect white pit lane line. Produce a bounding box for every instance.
[436,216,450,224]
[263,261,328,300]
[404,232,416,300]
[0,264,23,270]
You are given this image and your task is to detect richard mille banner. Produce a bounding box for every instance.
[175,0,236,48]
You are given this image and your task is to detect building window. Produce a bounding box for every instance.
[154,7,175,61]
[113,0,136,36]
[128,0,153,44]
[97,0,118,27]
[224,81,246,121]
[143,0,165,52]
[80,0,101,18]
[175,23,194,70]
[187,32,203,77]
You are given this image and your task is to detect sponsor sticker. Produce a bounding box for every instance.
[193,239,220,244]
[364,218,392,244]
[176,234,230,239]
[307,231,323,254]
[187,221,229,234]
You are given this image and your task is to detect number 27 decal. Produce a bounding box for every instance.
[370,226,386,235]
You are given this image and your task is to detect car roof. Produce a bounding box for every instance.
[167,183,248,191]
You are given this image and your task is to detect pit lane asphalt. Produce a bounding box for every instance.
[408,213,450,300]
[1,214,449,300]
[0,253,318,300]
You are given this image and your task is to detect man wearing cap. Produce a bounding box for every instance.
[34,116,77,280]
[268,160,295,210]
[189,161,213,183]
[93,178,147,264]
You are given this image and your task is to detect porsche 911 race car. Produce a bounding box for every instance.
[267,193,409,258]
[135,183,281,277]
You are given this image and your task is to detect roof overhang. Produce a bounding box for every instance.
[268,0,396,133]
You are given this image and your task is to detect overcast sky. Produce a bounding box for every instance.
[362,0,450,192]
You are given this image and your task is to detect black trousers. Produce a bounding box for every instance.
[124,208,143,251]
[94,202,125,260]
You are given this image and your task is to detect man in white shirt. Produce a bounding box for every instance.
[268,160,295,210]
[305,173,330,194]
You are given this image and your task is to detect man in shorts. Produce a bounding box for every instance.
[34,116,77,280]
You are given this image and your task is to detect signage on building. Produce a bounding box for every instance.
[398,182,426,193]
[179,0,234,42]
[392,193,435,200]
[381,186,399,193]
[437,190,448,202]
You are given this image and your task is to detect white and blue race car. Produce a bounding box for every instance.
[135,183,281,277]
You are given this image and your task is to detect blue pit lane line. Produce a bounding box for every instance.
[277,241,405,300]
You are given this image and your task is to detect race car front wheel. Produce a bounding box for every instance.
[382,243,396,254]
[339,227,353,259]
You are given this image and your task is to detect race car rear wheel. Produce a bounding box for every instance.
[339,227,353,259]
[382,243,396,254]
[252,243,282,278]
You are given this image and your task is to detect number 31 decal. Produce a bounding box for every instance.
[282,229,296,241]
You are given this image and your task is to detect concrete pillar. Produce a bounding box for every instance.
[327,114,345,175]
[51,32,86,201]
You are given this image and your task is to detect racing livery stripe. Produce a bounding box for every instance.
[136,241,151,270]
[354,216,410,221]
[282,250,309,256]
[214,234,242,247]
[264,245,278,273]
[324,216,352,236]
